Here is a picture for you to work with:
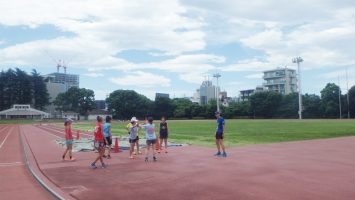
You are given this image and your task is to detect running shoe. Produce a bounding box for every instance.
[130,155,134,159]
[101,163,107,168]
[90,163,97,169]
[138,151,142,155]
[214,152,221,156]
[222,152,227,157]
[70,157,76,161]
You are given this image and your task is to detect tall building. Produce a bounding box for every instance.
[43,72,80,118]
[95,100,106,110]
[155,93,170,99]
[199,80,216,105]
[263,67,297,95]
[191,89,200,104]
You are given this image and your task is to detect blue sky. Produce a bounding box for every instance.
[0,0,354,100]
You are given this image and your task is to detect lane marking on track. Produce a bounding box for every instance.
[43,125,93,137]
[0,161,24,167]
[37,125,92,138]
[0,128,13,150]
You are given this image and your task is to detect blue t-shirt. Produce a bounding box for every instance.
[141,123,156,140]
[216,117,225,134]
[103,123,111,137]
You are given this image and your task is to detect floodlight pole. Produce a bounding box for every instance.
[213,73,221,112]
[292,57,303,120]
[346,67,350,119]
[338,76,342,119]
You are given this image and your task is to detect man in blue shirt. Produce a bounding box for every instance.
[214,111,227,157]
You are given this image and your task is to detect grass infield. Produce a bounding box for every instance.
[1,119,354,147]
[68,119,355,147]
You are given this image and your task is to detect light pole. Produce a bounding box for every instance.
[292,57,303,120]
[338,76,342,119]
[213,73,221,112]
[346,67,350,119]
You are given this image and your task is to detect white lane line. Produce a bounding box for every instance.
[39,126,92,138]
[0,161,24,167]
[0,128,12,150]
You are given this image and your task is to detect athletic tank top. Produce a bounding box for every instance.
[65,126,73,140]
[94,122,104,141]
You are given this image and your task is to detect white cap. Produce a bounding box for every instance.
[130,117,138,122]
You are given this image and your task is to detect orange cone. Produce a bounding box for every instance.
[155,139,160,153]
[76,130,80,140]
[114,138,119,153]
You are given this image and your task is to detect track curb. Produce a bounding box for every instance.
[19,125,74,200]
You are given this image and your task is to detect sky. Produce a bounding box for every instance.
[0,0,354,100]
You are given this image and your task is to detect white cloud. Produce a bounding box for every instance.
[109,71,171,88]
[246,73,263,79]
[83,73,104,78]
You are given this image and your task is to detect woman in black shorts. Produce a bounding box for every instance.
[159,116,169,153]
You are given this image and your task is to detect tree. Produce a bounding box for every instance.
[348,85,355,118]
[249,91,282,118]
[172,98,194,118]
[54,87,96,116]
[276,93,298,118]
[303,94,321,118]
[153,96,174,119]
[31,70,49,110]
[106,90,152,119]
[320,83,341,118]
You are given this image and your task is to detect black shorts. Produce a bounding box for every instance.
[215,132,224,140]
[104,136,112,145]
[159,132,168,139]
[146,139,156,145]
[129,137,138,144]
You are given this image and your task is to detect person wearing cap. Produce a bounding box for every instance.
[214,111,227,157]
[62,118,75,161]
[126,117,142,156]
[127,117,140,159]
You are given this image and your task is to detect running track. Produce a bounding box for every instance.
[0,125,53,200]
[2,124,355,200]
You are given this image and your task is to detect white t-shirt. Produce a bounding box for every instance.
[140,123,156,140]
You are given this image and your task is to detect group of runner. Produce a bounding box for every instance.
[62,111,226,169]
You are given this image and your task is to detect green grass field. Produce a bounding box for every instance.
[66,119,355,147]
[1,119,354,147]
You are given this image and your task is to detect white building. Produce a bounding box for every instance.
[43,72,80,118]
[263,67,297,95]
[0,104,49,119]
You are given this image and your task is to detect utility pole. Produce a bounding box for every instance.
[213,73,221,112]
[292,57,303,119]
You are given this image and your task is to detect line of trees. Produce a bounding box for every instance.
[106,83,355,120]
[0,68,49,111]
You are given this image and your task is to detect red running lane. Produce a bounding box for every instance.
[21,124,355,200]
[0,125,54,200]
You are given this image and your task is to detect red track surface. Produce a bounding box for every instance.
[3,124,355,200]
[0,125,53,200]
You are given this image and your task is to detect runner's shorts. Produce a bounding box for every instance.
[104,136,112,145]
[215,132,224,140]
[146,139,156,145]
[66,139,73,146]
[94,141,105,150]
